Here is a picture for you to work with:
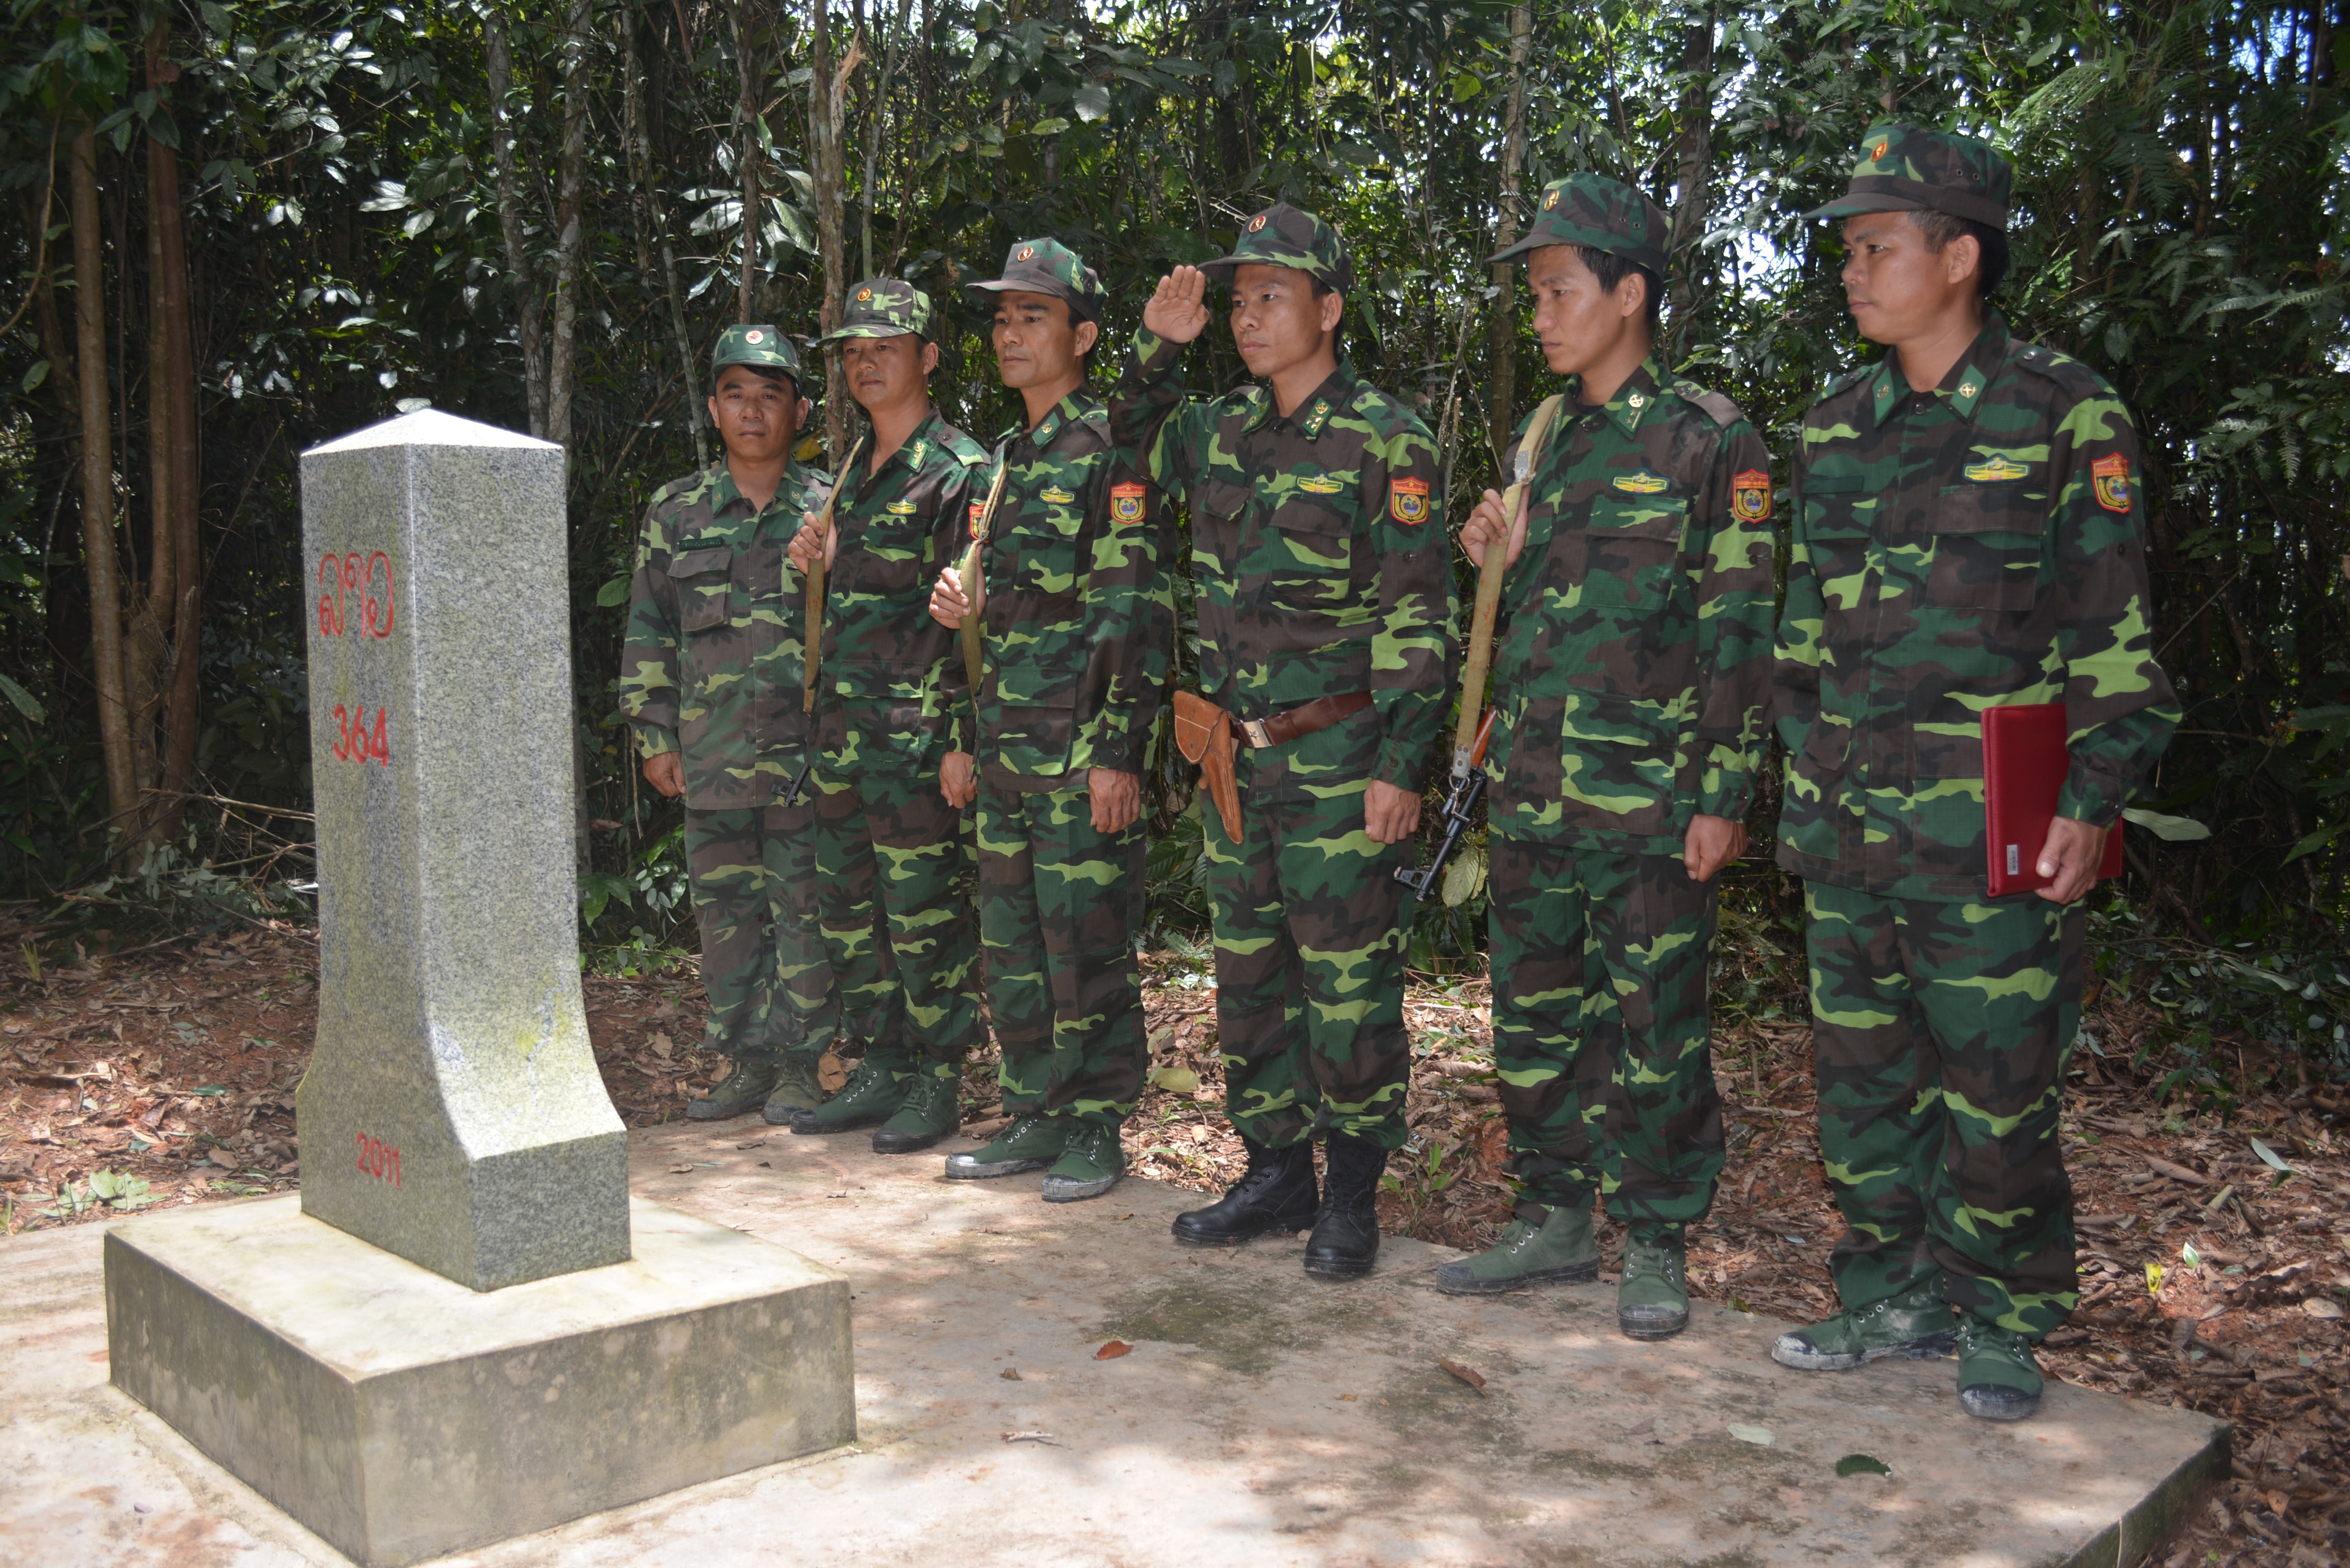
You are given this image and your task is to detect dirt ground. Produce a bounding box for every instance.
[1,918,2344,1567]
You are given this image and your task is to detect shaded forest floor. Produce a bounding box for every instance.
[1,916,2344,1566]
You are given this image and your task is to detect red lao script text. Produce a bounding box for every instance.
[318,550,396,767]
[355,1131,401,1187]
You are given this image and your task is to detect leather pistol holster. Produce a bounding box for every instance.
[1172,690,1243,845]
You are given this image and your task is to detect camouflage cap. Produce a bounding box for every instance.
[966,237,1105,322]
[710,323,804,380]
[1200,203,1356,297]
[813,278,935,345]
[1804,122,2012,228]
[1488,174,1670,276]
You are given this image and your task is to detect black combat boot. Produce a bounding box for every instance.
[1170,1136,1317,1246]
[1303,1132,1388,1279]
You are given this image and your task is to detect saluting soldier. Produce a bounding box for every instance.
[785,281,990,1153]
[1113,206,1458,1278]
[1435,177,1777,1342]
[619,325,842,1123]
[922,240,1173,1203]
[1769,126,2176,1420]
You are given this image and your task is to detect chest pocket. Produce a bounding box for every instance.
[999,483,1087,599]
[1798,480,1879,612]
[1260,493,1354,614]
[669,545,734,633]
[1928,482,2046,613]
[1568,494,1685,608]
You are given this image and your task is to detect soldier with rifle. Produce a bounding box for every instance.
[924,239,1173,1203]
[1113,205,1458,1279]
[1431,176,1777,1341]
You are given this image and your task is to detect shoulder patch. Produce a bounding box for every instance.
[1388,476,1432,525]
[1731,469,1772,522]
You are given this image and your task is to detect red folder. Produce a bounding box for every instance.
[1982,703,2126,896]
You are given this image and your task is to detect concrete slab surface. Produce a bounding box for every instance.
[3,1121,2226,1567]
[105,1195,853,1563]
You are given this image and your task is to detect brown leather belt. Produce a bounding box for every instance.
[1235,691,1373,750]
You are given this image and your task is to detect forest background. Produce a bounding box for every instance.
[2,0,2347,1104]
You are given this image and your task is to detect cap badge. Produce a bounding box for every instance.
[1018,246,1035,261]
[1542,189,1560,211]
[1873,140,1888,159]
[1248,214,1268,232]
[857,286,873,302]
[744,329,764,344]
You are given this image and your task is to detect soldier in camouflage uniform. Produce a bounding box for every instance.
[1113,205,1458,1278]
[1429,177,1777,1343]
[1768,125,2177,1420]
[924,240,1174,1202]
[785,280,989,1154]
[619,324,840,1122]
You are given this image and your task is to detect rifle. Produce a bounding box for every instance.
[1397,709,1495,898]
[802,434,869,714]
[957,444,1013,698]
[1396,391,1562,897]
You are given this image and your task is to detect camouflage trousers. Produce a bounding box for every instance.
[975,781,1145,1129]
[1201,777,1413,1151]
[1488,838,1725,1225]
[812,767,983,1066]
[682,798,834,1062]
[1805,882,2082,1339]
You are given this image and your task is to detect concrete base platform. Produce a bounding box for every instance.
[4,1124,2225,1566]
[101,1195,853,1564]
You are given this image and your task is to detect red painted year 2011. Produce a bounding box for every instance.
[355,1132,401,1187]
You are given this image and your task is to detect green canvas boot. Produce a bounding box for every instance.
[1616,1224,1690,1341]
[1770,1276,1957,1370]
[871,1063,961,1154]
[687,1055,778,1121]
[942,1112,1071,1180]
[1040,1122,1125,1203]
[1955,1317,2044,1421]
[1434,1205,1600,1295]
[790,1052,909,1135]
[762,1056,828,1125]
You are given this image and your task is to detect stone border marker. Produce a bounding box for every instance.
[296,409,628,1289]
[103,410,856,1566]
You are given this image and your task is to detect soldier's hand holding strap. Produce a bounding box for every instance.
[786,510,840,574]
[2035,817,2107,905]
[1087,768,1141,834]
[1142,266,1214,346]
[928,563,979,628]
[1459,487,1527,571]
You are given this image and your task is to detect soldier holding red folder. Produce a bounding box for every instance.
[1770,125,2178,1420]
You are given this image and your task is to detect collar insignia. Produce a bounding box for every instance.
[1957,380,1980,399]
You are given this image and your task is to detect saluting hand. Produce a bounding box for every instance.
[1143,266,1214,346]
[787,511,839,575]
[928,564,980,628]
[1459,488,1527,571]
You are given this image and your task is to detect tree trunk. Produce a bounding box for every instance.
[71,123,136,845]
[486,12,549,439]
[862,0,912,279]
[1484,1,1532,460]
[1664,10,1714,350]
[809,0,853,455]
[735,0,759,323]
[624,6,708,467]
[545,0,593,454]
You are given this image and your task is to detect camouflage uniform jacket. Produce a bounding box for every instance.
[1773,312,2179,900]
[1111,330,1458,793]
[619,459,835,810]
[1487,359,1778,855]
[816,408,989,773]
[972,389,1174,791]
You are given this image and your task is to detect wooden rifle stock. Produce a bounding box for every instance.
[958,448,1012,699]
[1449,394,1563,779]
[802,434,868,714]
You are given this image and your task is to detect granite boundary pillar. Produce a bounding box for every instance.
[296,409,628,1290]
